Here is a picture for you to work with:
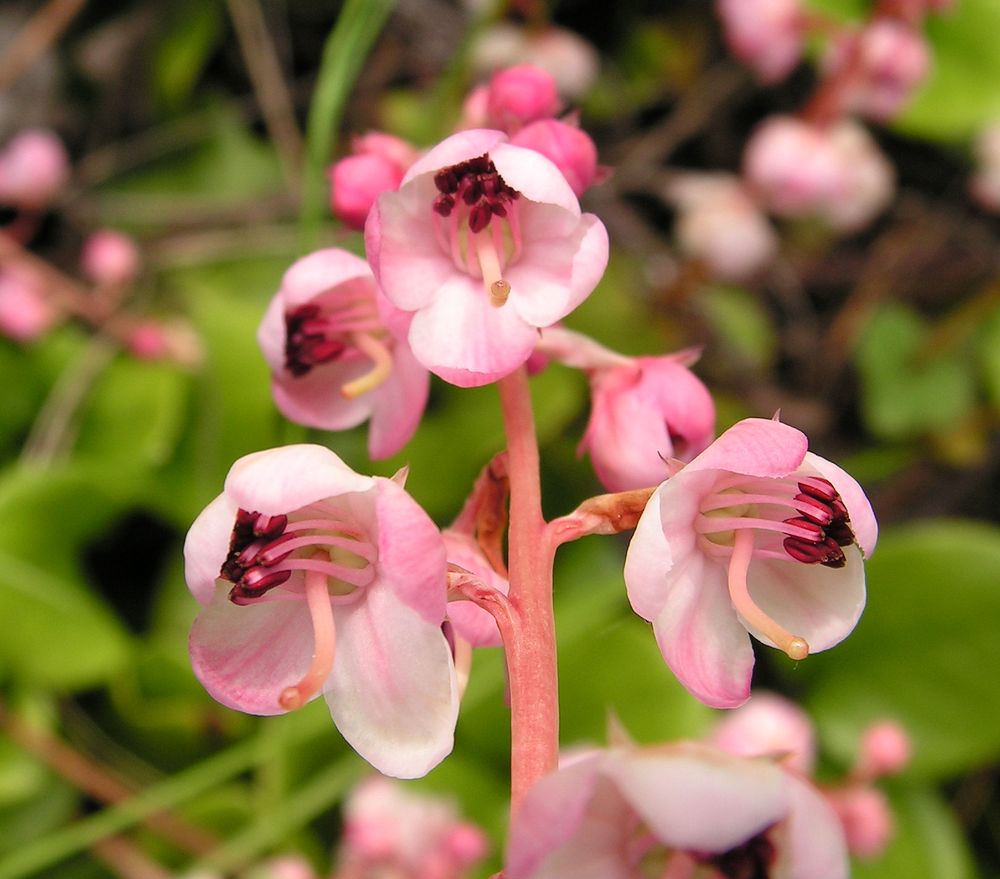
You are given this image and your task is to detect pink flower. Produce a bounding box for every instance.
[0,129,69,209]
[857,720,912,779]
[716,0,804,83]
[365,129,608,387]
[328,132,419,230]
[183,445,458,778]
[0,268,58,341]
[258,248,429,460]
[710,692,817,776]
[80,229,141,286]
[826,786,894,860]
[505,741,848,879]
[486,64,561,133]
[624,417,877,708]
[538,327,715,492]
[509,119,600,197]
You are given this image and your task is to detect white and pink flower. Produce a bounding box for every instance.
[716,0,805,83]
[183,444,458,778]
[258,248,429,460]
[624,417,877,708]
[365,129,608,387]
[0,129,69,210]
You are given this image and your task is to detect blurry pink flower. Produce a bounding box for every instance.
[826,786,894,860]
[538,327,715,492]
[822,120,895,232]
[857,720,912,779]
[126,318,203,366]
[337,776,489,878]
[183,445,458,778]
[716,0,804,83]
[509,119,600,196]
[443,530,508,648]
[711,692,817,776]
[328,133,419,230]
[0,129,69,209]
[624,417,877,708]
[80,229,141,286]
[258,248,429,460]
[0,269,58,341]
[505,741,848,879]
[365,129,608,386]
[670,173,778,281]
[486,64,561,133]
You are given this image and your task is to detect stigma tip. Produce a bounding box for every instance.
[785,637,809,661]
[490,279,511,307]
[278,686,305,711]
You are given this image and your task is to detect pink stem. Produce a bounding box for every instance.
[497,367,559,815]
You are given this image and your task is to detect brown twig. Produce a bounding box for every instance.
[92,837,173,879]
[0,0,88,91]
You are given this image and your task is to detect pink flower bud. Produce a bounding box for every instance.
[80,229,141,286]
[0,269,58,341]
[329,152,406,230]
[822,120,895,231]
[509,118,598,196]
[669,173,777,280]
[486,64,561,133]
[858,720,912,778]
[716,0,804,83]
[443,823,490,866]
[827,786,895,859]
[0,129,69,209]
[352,131,421,171]
[710,692,817,776]
[852,19,931,121]
[126,319,203,366]
[458,85,490,130]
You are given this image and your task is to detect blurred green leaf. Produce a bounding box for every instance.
[800,520,1000,780]
[152,0,224,111]
[697,284,778,374]
[977,302,1000,409]
[853,783,976,879]
[855,304,975,440]
[0,466,133,689]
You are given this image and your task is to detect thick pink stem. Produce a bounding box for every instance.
[497,367,559,815]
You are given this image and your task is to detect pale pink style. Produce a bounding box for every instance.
[505,741,848,879]
[716,0,804,83]
[183,445,458,778]
[365,129,608,387]
[624,417,876,709]
[337,776,489,878]
[711,692,817,776]
[670,173,778,281]
[537,327,715,492]
[0,269,58,341]
[258,248,429,460]
[80,229,141,286]
[486,64,561,133]
[510,119,600,197]
[0,129,69,209]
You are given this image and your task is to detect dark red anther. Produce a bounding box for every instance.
[827,520,855,547]
[703,830,776,879]
[490,201,507,217]
[797,478,838,503]
[468,203,492,233]
[830,497,849,521]
[820,538,847,568]
[237,538,267,567]
[462,177,483,205]
[253,513,288,539]
[434,168,459,193]
[793,493,834,526]
[432,194,454,216]
[229,568,292,604]
[783,536,829,564]
[257,531,298,566]
[783,516,825,542]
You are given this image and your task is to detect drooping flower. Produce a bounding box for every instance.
[183,444,458,778]
[537,327,715,492]
[365,129,608,387]
[624,417,877,709]
[258,248,429,460]
[505,740,848,879]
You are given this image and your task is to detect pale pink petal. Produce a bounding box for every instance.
[711,692,817,776]
[604,743,789,852]
[639,356,716,460]
[401,129,507,185]
[746,548,866,653]
[280,249,373,308]
[802,452,878,557]
[367,342,430,459]
[269,359,375,432]
[685,418,807,478]
[773,775,849,879]
[225,445,374,515]
[407,274,539,386]
[650,552,755,709]
[491,142,581,216]
[443,532,507,647]
[189,584,314,715]
[507,212,609,327]
[373,477,447,625]
[325,586,458,778]
[257,287,290,374]
[184,494,239,605]
[505,754,632,879]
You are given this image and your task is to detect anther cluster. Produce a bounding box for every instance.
[432,154,521,234]
[284,303,346,377]
[782,478,855,568]
[220,509,295,603]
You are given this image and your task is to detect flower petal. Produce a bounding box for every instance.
[491,142,581,217]
[189,583,314,715]
[325,585,458,778]
[604,743,789,853]
[184,494,238,605]
[685,418,807,479]
[280,248,373,307]
[225,444,374,515]
[269,359,375,432]
[746,547,866,653]
[772,775,849,879]
[401,129,507,185]
[802,451,878,557]
[367,341,429,459]
[650,552,755,708]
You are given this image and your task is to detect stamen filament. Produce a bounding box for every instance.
[340,332,393,399]
[279,557,374,587]
[727,529,809,661]
[283,518,364,537]
[697,515,820,541]
[279,563,337,710]
[700,491,800,513]
[474,231,510,306]
[259,533,376,562]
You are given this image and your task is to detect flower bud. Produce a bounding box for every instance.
[0,129,69,209]
[827,786,895,859]
[509,118,598,196]
[486,64,561,133]
[0,269,57,342]
[716,0,804,83]
[329,152,406,230]
[710,692,817,776]
[80,229,141,286]
[858,720,912,779]
[846,19,931,121]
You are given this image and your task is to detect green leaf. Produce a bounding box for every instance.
[852,784,975,879]
[151,0,224,111]
[0,465,132,689]
[855,304,975,440]
[697,284,778,374]
[800,519,1000,780]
